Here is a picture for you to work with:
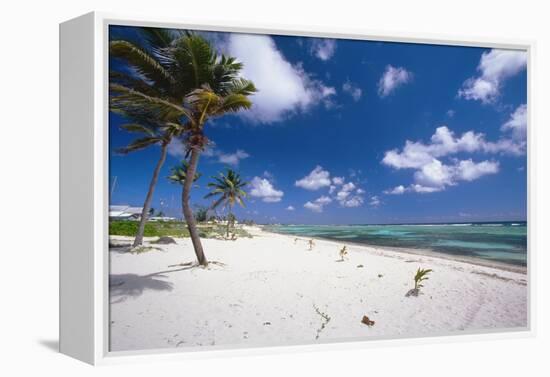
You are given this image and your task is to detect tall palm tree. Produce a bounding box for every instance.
[114,121,186,246]
[205,169,248,238]
[110,28,256,259]
[179,82,255,263]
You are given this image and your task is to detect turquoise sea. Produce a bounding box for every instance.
[265,222,527,266]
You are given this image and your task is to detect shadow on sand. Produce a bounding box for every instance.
[110,273,173,303]
[109,264,198,304]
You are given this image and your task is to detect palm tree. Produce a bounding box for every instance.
[110,28,256,260]
[174,67,256,265]
[114,122,186,246]
[168,160,201,184]
[205,169,248,238]
[110,28,192,247]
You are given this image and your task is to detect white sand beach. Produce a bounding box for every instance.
[109,226,528,352]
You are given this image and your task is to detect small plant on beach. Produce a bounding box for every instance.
[414,268,433,290]
[313,304,331,340]
[406,268,433,297]
[338,245,348,261]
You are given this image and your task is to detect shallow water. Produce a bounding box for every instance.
[265,222,527,266]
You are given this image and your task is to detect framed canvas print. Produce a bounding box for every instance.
[60,12,533,365]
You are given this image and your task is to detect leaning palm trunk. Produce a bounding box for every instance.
[133,141,169,247]
[182,148,208,266]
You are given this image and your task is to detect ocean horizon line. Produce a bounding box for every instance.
[259,220,527,227]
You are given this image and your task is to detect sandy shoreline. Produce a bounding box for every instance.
[260,227,527,274]
[109,226,528,352]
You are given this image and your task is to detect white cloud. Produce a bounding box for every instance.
[458,49,527,104]
[413,159,455,188]
[384,158,499,194]
[378,65,412,97]
[319,85,338,109]
[315,196,332,205]
[167,138,186,158]
[334,181,365,208]
[341,182,356,192]
[171,141,250,167]
[296,169,368,209]
[409,184,445,193]
[384,185,406,195]
[332,176,344,185]
[310,39,337,61]
[217,149,250,166]
[222,34,336,123]
[342,80,362,101]
[286,205,295,211]
[501,104,527,140]
[382,123,525,171]
[249,176,284,203]
[304,195,332,213]
[303,202,320,212]
[447,109,455,118]
[295,166,332,190]
[369,196,381,207]
[381,122,511,193]
[341,196,364,208]
[336,189,351,202]
[455,159,500,181]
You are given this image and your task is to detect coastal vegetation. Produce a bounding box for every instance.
[109,220,252,239]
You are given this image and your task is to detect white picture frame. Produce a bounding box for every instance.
[59,11,535,365]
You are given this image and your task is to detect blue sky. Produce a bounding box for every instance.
[109,26,527,224]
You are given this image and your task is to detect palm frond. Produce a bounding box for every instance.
[110,40,175,88]
[109,71,160,97]
[139,27,180,48]
[236,196,246,208]
[116,136,162,154]
[227,78,257,96]
[119,123,156,136]
[163,35,216,96]
[209,196,227,210]
[215,93,253,115]
[110,83,193,122]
